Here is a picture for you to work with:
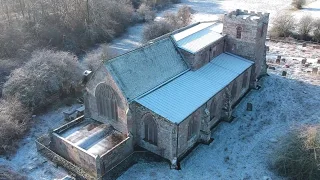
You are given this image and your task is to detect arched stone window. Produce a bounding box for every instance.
[95,83,118,121]
[188,117,197,140]
[236,26,242,39]
[242,71,248,89]
[210,99,217,120]
[144,114,158,145]
[231,81,238,99]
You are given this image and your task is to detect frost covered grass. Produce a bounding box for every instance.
[0,104,81,179]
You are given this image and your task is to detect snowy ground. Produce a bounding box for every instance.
[0,104,81,180]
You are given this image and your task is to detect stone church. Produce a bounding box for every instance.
[49,9,269,178]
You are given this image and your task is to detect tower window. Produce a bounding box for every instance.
[236,26,242,39]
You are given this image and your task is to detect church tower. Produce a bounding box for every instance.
[223,9,269,80]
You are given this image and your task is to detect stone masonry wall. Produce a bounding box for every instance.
[223,10,269,79]
[176,66,253,158]
[179,38,225,70]
[85,65,130,134]
[130,102,177,161]
[99,136,133,177]
[51,133,98,177]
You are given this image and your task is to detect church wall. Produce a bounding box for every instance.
[176,66,253,157]
[85,66,130,134]
[130,102,178,161]
[179,37,225,70]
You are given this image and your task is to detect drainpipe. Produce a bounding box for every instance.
[176,122,179,160]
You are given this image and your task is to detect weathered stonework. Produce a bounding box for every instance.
[179,38,225,70]
[223,9,269,80]
[47,9,269,178]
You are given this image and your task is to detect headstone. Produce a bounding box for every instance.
[302,42,307,47]
[282,71,287,76]
[275,58,281,64]
[281,58,286,62]
[302,58,307,64]
[285,64,290,68]
[277,55,281,59]
[246,103,253,111]
[317,59,320,64]
[312,67,318,74]
[266,46,269,51]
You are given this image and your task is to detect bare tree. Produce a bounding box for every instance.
[313,18,320,42]
[143,5,193,41]
[0,97,31,154]
[137,3,155,22]
[298,15,313,40]
[270,13,295,37]
[3,49,83,110]
[292,0,306,9]
[83,44,115,71]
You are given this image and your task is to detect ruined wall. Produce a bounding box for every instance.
[51,133,98,177]
[99,136,133,176]
[179,38,225,70]
[85,66,130,134]
[130,102,177,161]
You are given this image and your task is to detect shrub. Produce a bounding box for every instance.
[292,0,306,9]
[2,50,83,111]
[83,45,115,71]
[298,15,313,40]
[270,13,295,37]
[0,98,31,154]
[143,21,174,41]
[313,19,320,42]
[270,125,320,180]
[137,3,156,22]
[143,5,192,41]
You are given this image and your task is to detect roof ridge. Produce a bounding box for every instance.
[172,21,222,43]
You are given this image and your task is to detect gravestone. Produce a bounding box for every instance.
[302,42,307,47]
[275,59,281,64]
[246,103,253,111]
[282,71,287,76]
[302,58,307,64]
[312,67,318,74]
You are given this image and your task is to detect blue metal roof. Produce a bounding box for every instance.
[135,53,254,123]
[172,22,224,54]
